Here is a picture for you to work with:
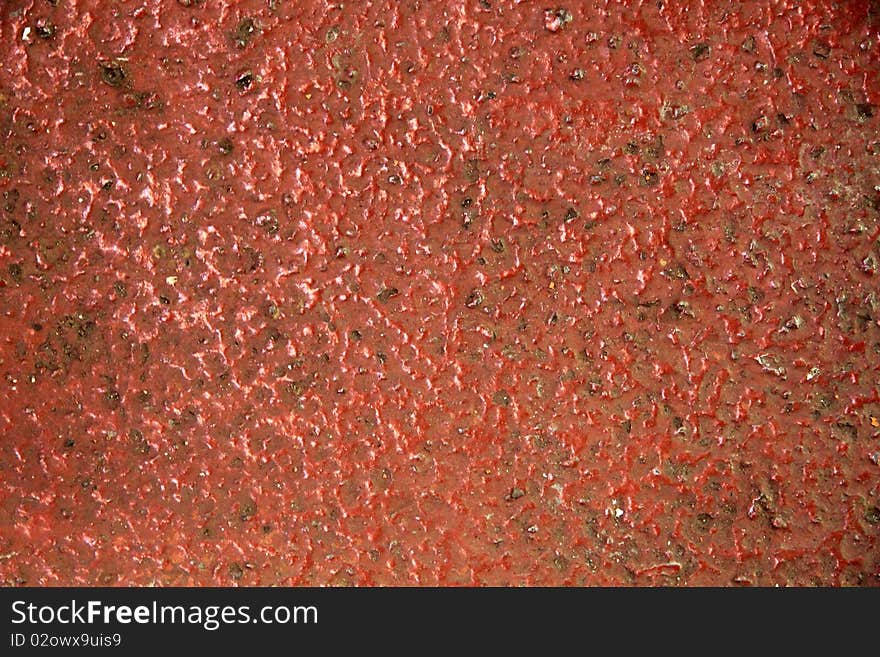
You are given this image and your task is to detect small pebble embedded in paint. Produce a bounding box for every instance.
[544,8,573,33]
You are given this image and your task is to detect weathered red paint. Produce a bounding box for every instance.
[0,0,878,586]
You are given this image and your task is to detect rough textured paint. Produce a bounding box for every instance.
[0,0,878,586]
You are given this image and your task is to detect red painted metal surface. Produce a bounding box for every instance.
[1,0,878,585]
